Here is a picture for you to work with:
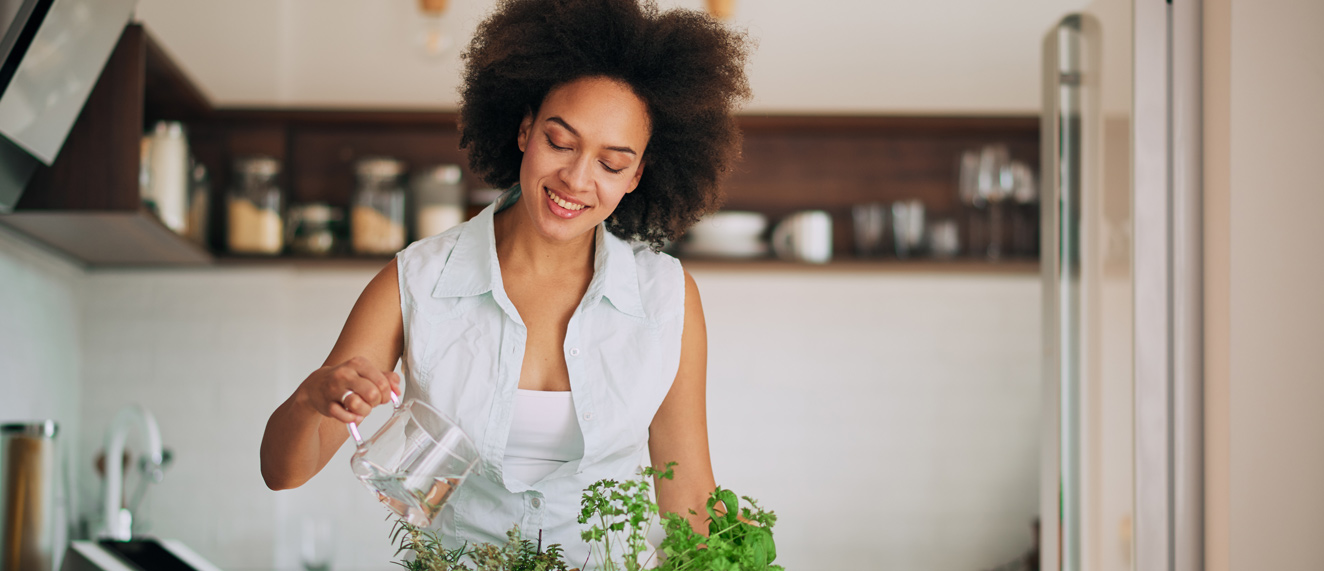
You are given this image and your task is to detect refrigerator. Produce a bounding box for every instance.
[1039,1,1203,571]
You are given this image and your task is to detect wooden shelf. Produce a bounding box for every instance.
[185,110,1041,263]
[1,24,214,266]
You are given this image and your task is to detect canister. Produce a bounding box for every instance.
[227,156,284,255]
[351,157,407,255]
[1,421,58,571]
[411,164,464,239]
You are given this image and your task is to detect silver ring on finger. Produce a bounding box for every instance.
[340,390,355,406]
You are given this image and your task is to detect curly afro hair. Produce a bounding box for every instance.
[458,0,752,251]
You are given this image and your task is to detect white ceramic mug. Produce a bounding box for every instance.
[771,210,833,264]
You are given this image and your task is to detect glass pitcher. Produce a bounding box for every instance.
[348,394,479,526]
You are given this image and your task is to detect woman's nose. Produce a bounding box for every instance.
[560,153,594,193]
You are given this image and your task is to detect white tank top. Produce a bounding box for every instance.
[503,390,586,486]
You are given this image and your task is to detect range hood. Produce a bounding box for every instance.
[0,0,139,212]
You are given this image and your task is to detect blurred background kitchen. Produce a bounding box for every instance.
[1,0,1320,570]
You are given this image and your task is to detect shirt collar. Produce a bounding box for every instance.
[430,185,647,320]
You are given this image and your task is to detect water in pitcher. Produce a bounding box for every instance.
[358,463,461,526]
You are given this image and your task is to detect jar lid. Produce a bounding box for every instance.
[290,203,340,223]
[356,157,406,178]
[1,420,58,438]
[234,156,281,176]
[418,164,462,184]
[152,121,186,138]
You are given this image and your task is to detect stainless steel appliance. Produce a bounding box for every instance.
[1040,1,1204,570]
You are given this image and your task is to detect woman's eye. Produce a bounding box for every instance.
[544,135,569,151]
[600,162,624,174]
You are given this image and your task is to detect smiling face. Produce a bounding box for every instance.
[514,76,651,244]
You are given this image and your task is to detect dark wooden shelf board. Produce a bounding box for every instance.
[0,211,212,266]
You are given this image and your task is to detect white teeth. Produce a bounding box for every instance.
[546,188,585,211]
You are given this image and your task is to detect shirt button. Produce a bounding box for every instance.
[569,348,580,357]
[582,411,593,421]
[531,497,542,508]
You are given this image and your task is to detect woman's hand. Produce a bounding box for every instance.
[296,356,402,425]
[262,260,404,491]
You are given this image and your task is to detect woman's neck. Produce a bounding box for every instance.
[493,198,596,278]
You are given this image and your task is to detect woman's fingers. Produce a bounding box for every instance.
[341,356,394,406]
[337,388,373,418]
[301,356,399,425]
[327,399,361,424]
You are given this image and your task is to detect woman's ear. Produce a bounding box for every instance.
[517,113,534,153]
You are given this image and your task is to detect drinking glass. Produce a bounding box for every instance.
[891,200,925,258]
[1008,161,1039,257]
[976,145,1013,260]
[928,218,960,259]
[851,202,887,258]
[958,149,986,256]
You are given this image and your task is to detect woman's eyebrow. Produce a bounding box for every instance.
[545,116,638,156]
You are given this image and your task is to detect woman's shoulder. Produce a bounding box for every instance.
[610,236,686,322]
[394,222,472,297]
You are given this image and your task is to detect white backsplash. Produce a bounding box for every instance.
[0,227,86,566]
[0,226,84,427]
[3,245,1040,571]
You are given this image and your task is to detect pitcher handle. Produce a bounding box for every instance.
[347,390,402,446]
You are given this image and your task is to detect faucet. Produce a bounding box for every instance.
[101,404,165,541]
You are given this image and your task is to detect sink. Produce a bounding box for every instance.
[61,539,221,571]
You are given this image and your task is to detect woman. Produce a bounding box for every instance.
[259,0,750,566]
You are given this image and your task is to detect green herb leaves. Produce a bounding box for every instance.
[656,490,782,571]
[390,463,781,571]
[392,523,575,571]
[576,463,782,571]
[576,464,672,570]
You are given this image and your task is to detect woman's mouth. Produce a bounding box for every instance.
[545,187,587,217]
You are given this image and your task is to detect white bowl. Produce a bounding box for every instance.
[686,211,768,241]
[680,236,768,259]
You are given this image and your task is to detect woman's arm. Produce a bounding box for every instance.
[260,259,404,490]
[649,269,717,534]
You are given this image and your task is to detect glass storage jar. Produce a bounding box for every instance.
[287,203,343,256]
[411,164,465,239]
[227,156,284,255]
[352,157,407,255]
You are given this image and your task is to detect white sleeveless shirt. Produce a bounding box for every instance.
[394,186,685,569]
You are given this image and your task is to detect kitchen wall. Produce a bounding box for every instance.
[69,265,1041,571]
[0,227,83,427]
[133,0,1088,114]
